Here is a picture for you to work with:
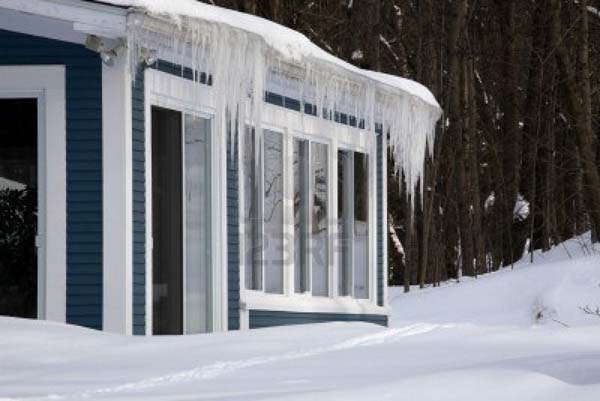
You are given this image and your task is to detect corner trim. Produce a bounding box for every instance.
[102,52,133,334]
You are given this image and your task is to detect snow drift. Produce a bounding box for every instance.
[1,235,599,400]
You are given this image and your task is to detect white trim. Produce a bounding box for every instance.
[0,7,87,44]
[144,84,153,336]
[102,52,133,334]
[369,135,378,304]
[241,291,388,316]
[0,0,127,39]
[214,98,228,332]
[283,129,294,296]
[181,112,187,334]
[144,69,227,333]
[0,66,67,323]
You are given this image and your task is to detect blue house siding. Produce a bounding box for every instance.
[0,29,103,329]
[249,310,388,329]
[132,67,146,335]
[377,134,384,307]
[227,135,240,330]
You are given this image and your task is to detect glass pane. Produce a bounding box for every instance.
[353,152,369,299]
[0,99,37,318]
[311,142,329,296]
[263,130,284,294]
[184,115,211,333]
[337,150,352,296]
[151,106,183,335]
[293,139,310,293]
[243,128,262,290]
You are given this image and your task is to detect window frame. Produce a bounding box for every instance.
[240,96,382,321]
[144,68,226,334]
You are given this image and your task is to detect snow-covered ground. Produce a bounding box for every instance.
[1,235,599,401]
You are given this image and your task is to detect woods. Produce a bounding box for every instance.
[203,0,600,288]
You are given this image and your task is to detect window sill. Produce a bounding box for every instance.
[240,290,389,316]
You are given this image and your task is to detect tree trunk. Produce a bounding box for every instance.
[550,0,600,242]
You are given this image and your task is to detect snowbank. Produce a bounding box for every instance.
[390,233,600,328]
[1,236,599,400]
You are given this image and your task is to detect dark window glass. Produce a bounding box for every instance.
[243,129,262,290]
[151,106,183,334]
[263,130,284,294]
[337,150,353,296]
[0,99,38,318]
[311,142,329,296]
[294,139,310,293]
[354,152,369,299]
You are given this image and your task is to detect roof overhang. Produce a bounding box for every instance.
[0,0,127,41]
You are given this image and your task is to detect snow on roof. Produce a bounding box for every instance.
[100,0,440,109]
[95,0,442,198]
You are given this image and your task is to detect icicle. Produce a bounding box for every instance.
[124,11,441,205]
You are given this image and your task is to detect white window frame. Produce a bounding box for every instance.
[144,68,227,334]
[240,98,385,320]
[0,65,67,323]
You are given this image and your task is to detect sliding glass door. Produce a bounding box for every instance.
[184,115,212,333]
[0,99,38,318]
[151,106,212,335]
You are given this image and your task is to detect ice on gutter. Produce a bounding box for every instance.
[104,0,442,199]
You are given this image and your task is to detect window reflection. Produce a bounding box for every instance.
[263,130,284,294]
[294,139,310,293]
[311,142,329,297]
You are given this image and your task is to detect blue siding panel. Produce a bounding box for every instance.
[377,134,384,307]
[249,310,388,329]
[0,29,103,330]
[227,134,240,330]
[132,66,146,335]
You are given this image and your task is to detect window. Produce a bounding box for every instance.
[243,129,262,290]
[337,149,369,299]
[353,152,369,299]
[243,129,284,294]
[152,108,213,335]
[337,150,352,296]
[293,139,310,293]
[263,130,284,294]
[184,115,212,333]
[242,127,370,302]
[311,142,329,297]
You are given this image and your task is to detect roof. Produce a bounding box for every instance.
[86,0,441,111]
[3,0,440,197]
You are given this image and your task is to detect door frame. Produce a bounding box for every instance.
[0,65,67,322]
[144,68,226,334]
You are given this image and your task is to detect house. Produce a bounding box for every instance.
[0,0,442,335]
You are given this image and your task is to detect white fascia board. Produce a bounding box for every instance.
[0,0,127,38]
[0,7,87,44]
